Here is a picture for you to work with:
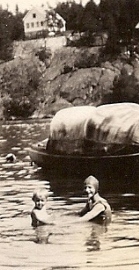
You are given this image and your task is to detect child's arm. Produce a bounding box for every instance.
[79,202,105,222]
[31,211,38,227]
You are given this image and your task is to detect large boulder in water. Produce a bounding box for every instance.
[86,102,139,144]
[47,103,139,155]
[48,106,96,154]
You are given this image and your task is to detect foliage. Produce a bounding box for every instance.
[111,72,139,103]
[0,58,43,118]
[0,9,14,60]
[99,0,139,54]
[11,12,24,40]
[55,1,84,32]
[79,0,99,34]
[56,0,139,50]
[0,6,24,61]
[74,48,98,68]
[35,47,52,67]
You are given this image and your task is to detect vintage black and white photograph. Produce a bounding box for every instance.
[0,0,139,269]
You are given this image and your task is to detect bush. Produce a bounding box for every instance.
[0,57,43,118]
[111,72,139,103]
[35,47,52,67]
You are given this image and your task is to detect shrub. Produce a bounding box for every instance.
[0,57,43,118]
[111,72,139,103]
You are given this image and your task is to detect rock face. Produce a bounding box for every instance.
[2,39,139,119]
[37,48,139,117]
[36,46,124,117]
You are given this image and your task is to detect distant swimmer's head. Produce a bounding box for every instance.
[84,175,99,198]
[6,153,16,163]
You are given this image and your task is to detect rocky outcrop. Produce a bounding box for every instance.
[1,40,139,119]
[35,47,124,117]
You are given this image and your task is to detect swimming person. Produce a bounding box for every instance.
[79,175,112,223]
[31,188,53,227]
[6,153,16,163]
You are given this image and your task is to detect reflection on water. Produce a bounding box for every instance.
[0,120,139,269]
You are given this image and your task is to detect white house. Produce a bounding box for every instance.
[23,6,66,39]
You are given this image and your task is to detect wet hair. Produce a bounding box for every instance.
[84,175,99,193]
[32,188,49,202]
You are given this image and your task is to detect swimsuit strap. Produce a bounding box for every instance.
[88,198,107,210]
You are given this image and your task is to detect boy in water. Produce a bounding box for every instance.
[31,188,52,227]
[79,175,112,223]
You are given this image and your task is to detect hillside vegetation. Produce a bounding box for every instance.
[0,38,139,120]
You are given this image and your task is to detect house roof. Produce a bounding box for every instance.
[55,13,66,24]
[23,6,46,21]
[23,5,66,23]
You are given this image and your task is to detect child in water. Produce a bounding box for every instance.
[79,175,112,223]
[31,188,53,227]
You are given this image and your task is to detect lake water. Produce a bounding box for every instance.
[0,120,139,270]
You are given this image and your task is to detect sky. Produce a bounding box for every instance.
[0,0,100,13]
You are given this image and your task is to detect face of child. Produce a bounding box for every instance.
[35,196,46,210]
[85,183,96,198]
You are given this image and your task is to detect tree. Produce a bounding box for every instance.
[80,0,99,33]
[0,9,14,60]
[55,1,84,31]
[1,57,43,118]
[11,11,24,40]
[15,4,19,15]
[99,0,139,54]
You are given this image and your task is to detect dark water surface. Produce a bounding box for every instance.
[0,120,139,270]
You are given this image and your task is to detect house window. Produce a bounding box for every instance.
[33,13,36,18]
[41,21,44,26]
[36,22,39,27]
[31,22,34,28]
[26,23,29,28]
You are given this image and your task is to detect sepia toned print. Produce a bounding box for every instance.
[1,0,139,269]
